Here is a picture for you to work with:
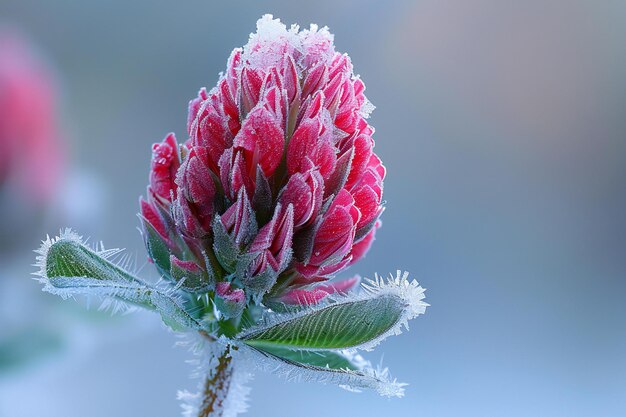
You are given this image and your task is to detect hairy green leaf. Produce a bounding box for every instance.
[241,294,406,350]
[36,231,205,332]
[252,345,359,370]
[235,342,406,397]
[45,238,141,284]
[47,276,155,309]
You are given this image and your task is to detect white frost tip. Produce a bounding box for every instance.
[32,227,124,284]
[252,14,290,41]
[243,14,335,71]
[356,270,428,351]
[363,270,428,319]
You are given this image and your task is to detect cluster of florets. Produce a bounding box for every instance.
[140,15,384,317]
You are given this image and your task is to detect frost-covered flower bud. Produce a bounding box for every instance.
[286,93,337,181]
[170,254,214,293]
[32,18,430,417]
[269,275,361,307]
[140,196,170,244]
[187,88,232,174]
[149,133,179,202]
[173,146,216,237]
[214,282,246,319]
[220,188,256,247]
[140,14,385,311]
[232,106,284,180]
[351,153,385,235]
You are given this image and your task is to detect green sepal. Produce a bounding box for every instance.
[170,255,215,293]
[212,215,241,273]
[140,216,172,279]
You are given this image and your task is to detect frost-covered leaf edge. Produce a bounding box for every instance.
[230,337,407,398]
[33,228,206,332]
[237,270,428,352]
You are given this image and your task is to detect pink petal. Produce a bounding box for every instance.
[216,282,246,303]
[140,198,168,241]
[233,107,284,179]
[149,133,180,201]
[349,222,379,265]
[276,288,329,306]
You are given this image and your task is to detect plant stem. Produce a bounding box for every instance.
[197,346,234,417]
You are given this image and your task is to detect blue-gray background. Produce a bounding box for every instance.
[1,1,625,416]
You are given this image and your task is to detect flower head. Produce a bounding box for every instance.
[141,15,384,311]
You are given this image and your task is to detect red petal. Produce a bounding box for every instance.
[277,288,329,306]
[140,198,168,240]
[149,133,180,201]
[302,62,328,98]
[349,222,379,265]
[345,133,373,189]
[283,55,300,104]
[241,67,264,114]
[233,107,284,179]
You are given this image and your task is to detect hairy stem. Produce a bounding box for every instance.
[198,346,234,417]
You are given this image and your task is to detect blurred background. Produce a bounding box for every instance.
[0,1,625,416]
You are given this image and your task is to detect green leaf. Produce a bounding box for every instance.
[241,294,405,350]
[239,271,427,351]
[35,230,206,332]
[240,264,280,303]
[252,345,359,370]
[236,342,407,397]
[150,291,205,331]
[47,276,155,309]
[44,237,142,284]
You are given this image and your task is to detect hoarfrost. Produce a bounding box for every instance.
[242,14,335,71]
